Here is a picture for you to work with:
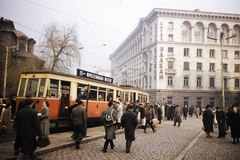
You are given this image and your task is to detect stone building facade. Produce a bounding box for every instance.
[0,17,45,98]
[110,8,240,108]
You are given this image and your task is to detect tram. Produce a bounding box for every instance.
[15,70,149,126]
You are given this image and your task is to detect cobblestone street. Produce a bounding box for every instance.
[38,117,203,160]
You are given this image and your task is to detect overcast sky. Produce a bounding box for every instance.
[1,0,240,74]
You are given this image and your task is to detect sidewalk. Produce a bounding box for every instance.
[0,126,124,160]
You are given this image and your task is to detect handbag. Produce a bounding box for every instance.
[105,109,116,126]
[38,135,50,147]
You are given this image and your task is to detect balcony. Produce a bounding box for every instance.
[194,31,200,36]
[165,69,176,75]
[182,31,188,35]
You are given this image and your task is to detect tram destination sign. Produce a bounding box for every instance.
[77,69,113,83]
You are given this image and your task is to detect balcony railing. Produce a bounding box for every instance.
[165,69,176,75]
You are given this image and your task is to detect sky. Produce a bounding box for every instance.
[1,0,240,74]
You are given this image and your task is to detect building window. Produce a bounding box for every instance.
[210,97,215,108]
[232,39,237,44]
[195,37,200,42]
[196,97,202,108]
[210,77,215,87]
[182,36,187,41]
[184,48,189,56]
[168,47,174,55]
[222,50,228,58]
[168,61,173,69]
[167,96,173,104]
[168,22,173,29]
[183,97,189,107]
[184,62,190,70]
[209,49,215,57]
[235,78,239,88]
[197,49,202,57]
[197,77,202,87]
[209,63,215,71]
[197,63,202,70]
[168,34,173,41]
[168,76,173,86]
[235,64,240,72]
[19,39,26,47]
[223,64,228,72]
[224,78,227,88]
[235,97,240,106]
[184,77,189,86]
[235,51,240,59]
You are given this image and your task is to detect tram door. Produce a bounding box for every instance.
[59,81,70,117]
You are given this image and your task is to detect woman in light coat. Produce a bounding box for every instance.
[39,101,50,136]
[116,100,123,129]
[2,103,12,133]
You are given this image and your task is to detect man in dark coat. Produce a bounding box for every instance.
[16,98,42,160]
[139,103,145,127]
[71,100,86,149]
[101,101,117,152]
[121,104,138,153]
[202,105,214,138]
[215,107,226,138]
[67,99,79,140]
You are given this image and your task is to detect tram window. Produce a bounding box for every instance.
[18,78,26,97]
[117,90,123,101]
[107,89,114,101]
[38,78,46,97]
[98,87,106,101]
[50,79,59,98]
[26,78,39,97]
[124,92,129,102]
[90,90,97,100]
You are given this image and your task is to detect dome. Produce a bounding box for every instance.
[14,30,28,38]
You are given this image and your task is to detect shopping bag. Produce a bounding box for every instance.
[38,135,50,147]
[141,118,146,126]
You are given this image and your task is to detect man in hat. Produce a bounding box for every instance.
[71,99,86,149]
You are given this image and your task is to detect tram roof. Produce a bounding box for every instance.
[20,70,147,93]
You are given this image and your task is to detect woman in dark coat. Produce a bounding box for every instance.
[121,104,138,153]
[202,105,214,138]
[228,107,240,144]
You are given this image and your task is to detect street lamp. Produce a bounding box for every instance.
[207,32,237,109]
[0,42,18,98]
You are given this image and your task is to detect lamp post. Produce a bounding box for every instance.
[0,42,18,98]
[207,32,237,109]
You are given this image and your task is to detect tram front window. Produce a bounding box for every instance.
[18,78,26,97]
[26,78,39,97]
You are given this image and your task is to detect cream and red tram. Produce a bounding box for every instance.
[16,70,149,126]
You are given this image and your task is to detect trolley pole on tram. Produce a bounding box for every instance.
[85,84,90,136]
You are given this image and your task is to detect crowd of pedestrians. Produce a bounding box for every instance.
[2,93,240,158]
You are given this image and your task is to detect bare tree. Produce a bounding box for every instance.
[39,22,81,73]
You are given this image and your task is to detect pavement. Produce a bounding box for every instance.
[0,126,124,160]
[1,117,240,160]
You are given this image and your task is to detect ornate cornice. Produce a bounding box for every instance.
[154,8,240,22]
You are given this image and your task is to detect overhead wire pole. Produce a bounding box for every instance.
[0,42,18,98]
[207,32,237,109]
